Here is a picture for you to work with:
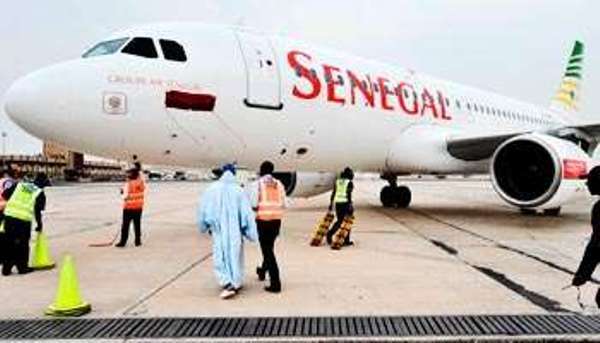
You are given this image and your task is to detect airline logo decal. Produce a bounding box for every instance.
[103,92,127,115]
[553,41,584,112]
[287,50,452,122]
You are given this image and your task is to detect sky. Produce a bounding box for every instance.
[0,0,598,154]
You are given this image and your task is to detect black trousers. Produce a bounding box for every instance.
[0,212,5,265]
[257,220,281,287]
[118,209,142,245]
[326,202,352,244]
[2,216,32,275]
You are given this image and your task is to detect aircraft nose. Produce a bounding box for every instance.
[3,64,73,138]
[4,74,37,124]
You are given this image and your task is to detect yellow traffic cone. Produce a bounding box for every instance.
[45,255,91,317]
[30,232,56,270]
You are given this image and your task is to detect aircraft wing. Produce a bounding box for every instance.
[447,122,600,162]
[446,133,522,161]
[561,123,600,137]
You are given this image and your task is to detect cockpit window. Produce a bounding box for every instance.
[121,37,159,59]
[159,39,187,62]
[83,38,129,58]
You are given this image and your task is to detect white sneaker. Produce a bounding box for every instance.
[220,288,236,299]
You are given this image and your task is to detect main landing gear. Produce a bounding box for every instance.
[380,176,412,208]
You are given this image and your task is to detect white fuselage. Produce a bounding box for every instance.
[3,23,569,175]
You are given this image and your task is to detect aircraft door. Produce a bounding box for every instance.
[236,31,283,110]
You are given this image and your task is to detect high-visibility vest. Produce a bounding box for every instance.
[0,177,14,212]
[123,177,145,210]
[256,176,285,221]
[4,182,41,222]
[334,179,350,203]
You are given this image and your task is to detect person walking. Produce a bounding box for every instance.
[115,167,145,247]
[2,172,48,276]
[326,167,355,246]
[251,161,286,293]
[198,164,258,299]
[573,166,600,296]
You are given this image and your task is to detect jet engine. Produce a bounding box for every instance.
[491,133,589,210]
[273,172,336,198]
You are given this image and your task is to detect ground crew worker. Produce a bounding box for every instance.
[115,167,145,247]
[573,166,600,294]
[0,166,18,267]
[326,167,355,246]
[1,172,48,276]
[0,166,18,227]
[252,161,286,293]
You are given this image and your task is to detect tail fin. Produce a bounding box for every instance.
[550,40,584,113]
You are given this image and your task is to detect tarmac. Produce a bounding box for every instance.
[1,178,600,340]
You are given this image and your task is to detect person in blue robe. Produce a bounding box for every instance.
[198,164,258,299]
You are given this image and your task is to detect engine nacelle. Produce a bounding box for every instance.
[491,133,590,209]
[273,172,336,198]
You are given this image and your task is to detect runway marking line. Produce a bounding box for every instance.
[121,253,213,316]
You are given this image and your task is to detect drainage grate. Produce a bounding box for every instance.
[1,315,600,340]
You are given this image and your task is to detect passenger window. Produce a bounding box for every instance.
[159,39,187,62]
[122,37,158,59]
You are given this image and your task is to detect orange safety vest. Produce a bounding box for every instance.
[123,177,145,210]
[256,176,285,221]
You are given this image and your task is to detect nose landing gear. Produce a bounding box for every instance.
[380,175,412,208]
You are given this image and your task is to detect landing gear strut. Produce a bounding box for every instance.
[380,176,412,208]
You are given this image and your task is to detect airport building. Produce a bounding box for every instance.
[0,141,122,181]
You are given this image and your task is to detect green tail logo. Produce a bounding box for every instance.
[552,41,584,112]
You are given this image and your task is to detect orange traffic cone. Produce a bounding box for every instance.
[45,255,91,317]
[30,232,56,270]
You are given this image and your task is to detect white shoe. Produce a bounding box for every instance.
[220,288,236,299]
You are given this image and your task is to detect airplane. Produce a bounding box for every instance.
[3,23,598,215]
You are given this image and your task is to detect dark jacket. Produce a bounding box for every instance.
[573,200,600,286]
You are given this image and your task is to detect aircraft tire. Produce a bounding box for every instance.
[396,186,412,208]
[380,186,395,208]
